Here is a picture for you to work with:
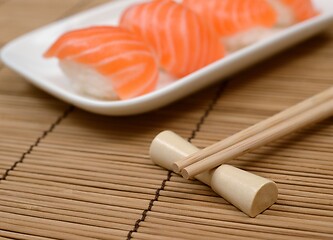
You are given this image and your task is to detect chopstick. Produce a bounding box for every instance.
[172,86,333,179]
[173,86,333,173]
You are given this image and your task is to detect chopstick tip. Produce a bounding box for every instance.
[181,168,192,180]
[172,162,182,173]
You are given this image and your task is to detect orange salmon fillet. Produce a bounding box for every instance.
[120,0,225,78]
[281,0,318,22]
[182,0,277,36]
[44,26,158,100]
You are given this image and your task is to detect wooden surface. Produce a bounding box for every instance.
[1,1,333,239]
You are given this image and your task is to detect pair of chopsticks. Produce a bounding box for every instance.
[173,86,333,179]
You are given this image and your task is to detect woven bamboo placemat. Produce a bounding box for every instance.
[1,1,333,239]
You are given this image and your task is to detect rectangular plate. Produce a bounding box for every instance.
[1,0,333,115]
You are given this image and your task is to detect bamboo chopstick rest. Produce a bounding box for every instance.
[149,130,278,217]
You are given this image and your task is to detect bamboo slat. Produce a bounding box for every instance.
[1,0,333,239]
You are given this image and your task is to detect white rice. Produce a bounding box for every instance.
[59,60,119,100]
[222,27,281,52]
[267,0,295,26]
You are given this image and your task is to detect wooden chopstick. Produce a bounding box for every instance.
[174,87,333,179]
[173,86,333,173]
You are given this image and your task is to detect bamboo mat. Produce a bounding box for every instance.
[1,1,333,239]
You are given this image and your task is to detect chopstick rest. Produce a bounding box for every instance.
[149,130,278,217]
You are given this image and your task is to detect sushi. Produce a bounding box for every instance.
[120,0,224,78]
[44,0,316,101]
[268,0,318,26]
[182,0,277,37]
[44,26,159,100]
[182,0,277,51]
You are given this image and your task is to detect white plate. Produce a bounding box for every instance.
[1,0,333,115]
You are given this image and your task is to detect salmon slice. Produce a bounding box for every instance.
[269,0,318,26]
[44,26,158,100]
[182,0,277,37]
[283,0,318,21]
[120,0,224,78]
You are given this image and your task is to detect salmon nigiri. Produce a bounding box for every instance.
[182,0,277,51]
[182,0,277,37]
[44,26,159,100]
[268,0,318,26]
[120,0,224,78]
